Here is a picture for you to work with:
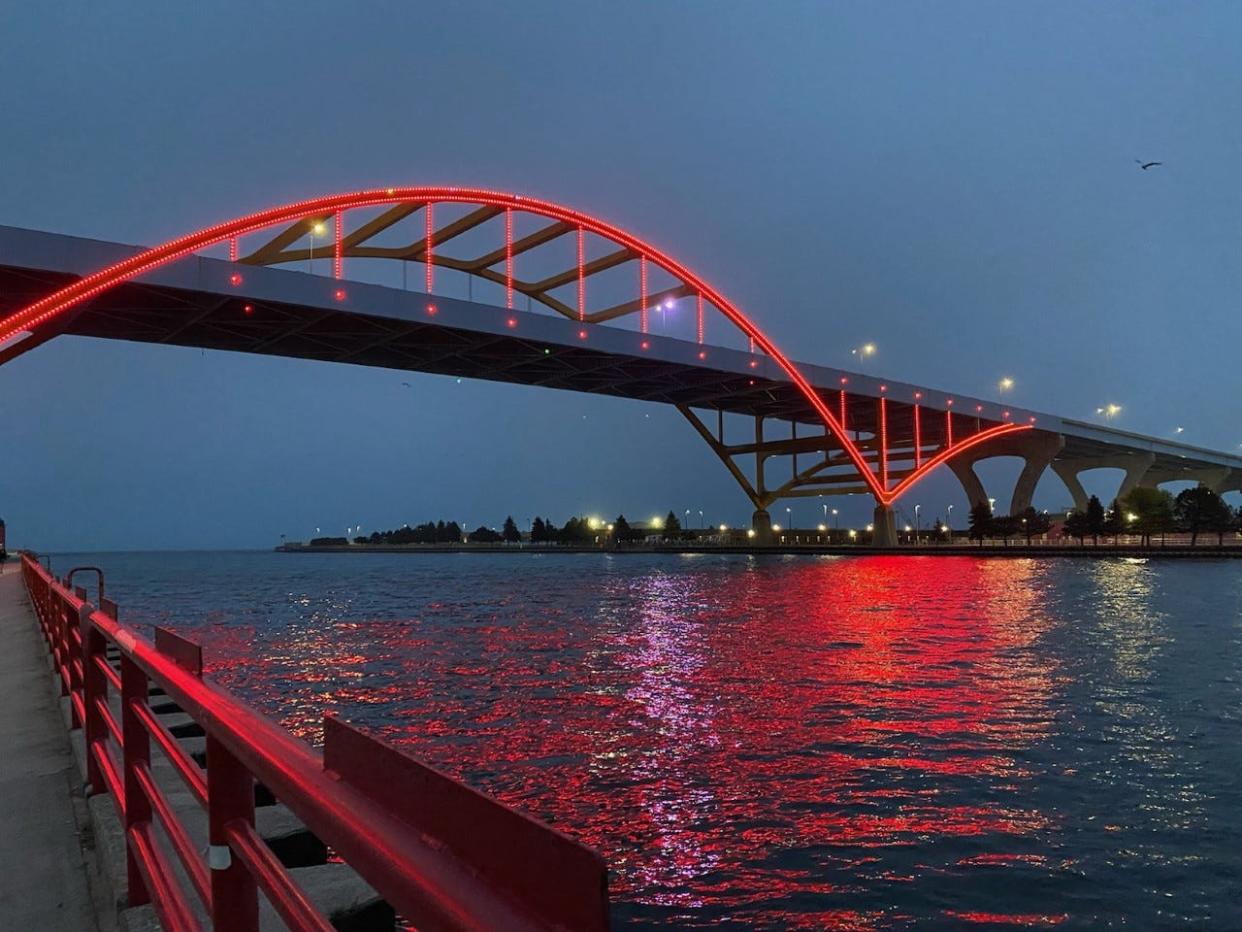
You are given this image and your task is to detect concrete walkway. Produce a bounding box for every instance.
[0,561,102,930]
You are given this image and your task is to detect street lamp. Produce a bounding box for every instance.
[998,376,1014,397]
[785,507,792,532]
[309,220,328,274]
[698,509,704,529]
[851,343,877,367]
[914,504,921,544]
[988,497,996,513]
[1097,404,1122,424]
[831,508,839,530]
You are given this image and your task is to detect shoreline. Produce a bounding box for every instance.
[275,543,1242,559]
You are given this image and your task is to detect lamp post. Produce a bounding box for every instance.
[946,504,954,542]
[914,504,921,544]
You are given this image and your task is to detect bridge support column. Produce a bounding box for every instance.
[1051,461,1090,512]
[871,504,898,547]
[1117,452,1156,500]
[1009,433,1065,515]
[947,459,989,511]
[751,509,773,544]
[1051,451,1155,510]
[1139,465,1231,493]
[946,432,1066,516]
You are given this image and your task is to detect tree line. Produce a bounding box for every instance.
[309,510,705,547]
[967,486,1242,547]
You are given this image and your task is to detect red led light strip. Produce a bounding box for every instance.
[913,403,922,467]
[0,185,1031,505]
[696,293,704,344]
[839,389,848,434]
[228,237,238,262]
[946,409,954,448]
[424,203,434,294]
[504,208,514,310]
[333,211,343,280]
[639,256,648,334]
[887,423,1032,501]
[880,396,889,490]
[577,226,585,322]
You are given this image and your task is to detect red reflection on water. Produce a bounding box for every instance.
[191,556,1061,926]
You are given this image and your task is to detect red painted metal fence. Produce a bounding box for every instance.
[19,553,610,931]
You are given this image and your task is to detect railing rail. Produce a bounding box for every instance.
[19,552,609,931]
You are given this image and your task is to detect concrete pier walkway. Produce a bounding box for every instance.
[0,561,102,930]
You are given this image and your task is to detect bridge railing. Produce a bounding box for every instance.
[19,552,609,931]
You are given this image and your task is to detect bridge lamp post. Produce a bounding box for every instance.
[1096,404,1122,424]
[309,221,328,274]
[914,504,921,544]
[698,509,704,529]
[998,376,1014,398]
[946,504,954,530]
[785,507,792,534]
[831,508,839,530]
[850,343,877,368]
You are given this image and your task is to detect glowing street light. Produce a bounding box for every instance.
[719,524,728,533]
[1174,426,1185,435]
[747,528,757,539]
[817,523,827,532]
[865,523,874,533]
[1096,403,1122,423]
[998,376,1015,394]
[850,343,877,366]
[650,516,663,530]
[772,523,782,533]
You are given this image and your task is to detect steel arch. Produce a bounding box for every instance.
[0,186,1029,505]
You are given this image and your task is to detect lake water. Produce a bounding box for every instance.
[52,551,1242,928]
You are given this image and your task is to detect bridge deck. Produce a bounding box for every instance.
[2,224,1239,486]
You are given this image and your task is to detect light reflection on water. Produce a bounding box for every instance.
[61,550,1242,928]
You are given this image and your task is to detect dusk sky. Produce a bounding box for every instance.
[2,2,1240,550]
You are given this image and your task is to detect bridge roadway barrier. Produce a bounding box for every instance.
[12,553,610,931]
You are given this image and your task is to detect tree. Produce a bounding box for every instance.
[662,510,682,541]
[1063,510,1089,544]
[1235,503,1242,538]
[993,514,1020,545]
[1118,487,1175,547]
[613,514,640,543]
[1174,486,1233,546]
[1017,507,1051,543]
[502,516,521,543]
[1085,495,1106,544]
[1101,499,1124,541]
[968,502,993,545]
[468,525,502,543]
[932,518,946,542]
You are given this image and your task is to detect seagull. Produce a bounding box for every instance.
[1136,160,1163,170]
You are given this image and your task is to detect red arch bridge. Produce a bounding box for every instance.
[2,187,1239,544]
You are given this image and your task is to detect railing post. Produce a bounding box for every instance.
[120,648,152,907]
[56,593,71,700]
[208,735,258,931]
[66,596,82,727]
[80,603,105,792]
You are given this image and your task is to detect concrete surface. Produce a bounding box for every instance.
[0,563,103,930]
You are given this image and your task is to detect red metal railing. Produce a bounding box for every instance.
[19,552,609,931]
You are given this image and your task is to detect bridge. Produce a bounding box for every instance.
[2,187,1239,545]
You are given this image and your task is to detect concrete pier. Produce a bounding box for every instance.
[0,561,103,930]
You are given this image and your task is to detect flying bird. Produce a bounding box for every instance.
[1135,160,1163,170]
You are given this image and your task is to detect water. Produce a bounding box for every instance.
[54,551,1242,927]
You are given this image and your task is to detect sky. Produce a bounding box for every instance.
[1,1,1240,550]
